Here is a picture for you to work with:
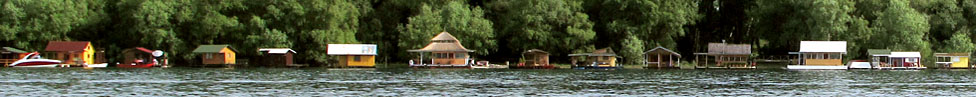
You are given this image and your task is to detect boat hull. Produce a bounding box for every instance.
[117,63,155,68]
[10,60,62,67]
[787,65,848,70]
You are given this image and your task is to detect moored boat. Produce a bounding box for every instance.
[119,47,167,68]
[9,52,62,67]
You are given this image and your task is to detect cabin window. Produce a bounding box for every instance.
[829,54,841,59]
[434,53,450,58]
[906,58,918,62]
[205,54,213,59]
[603,56,610,60]
[455,53,465,59]
[353,55,361,61]
[937,57,950,62]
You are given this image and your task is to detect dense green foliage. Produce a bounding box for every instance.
[2,0,976,67]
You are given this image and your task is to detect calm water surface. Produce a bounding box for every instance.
[1,67,976,96]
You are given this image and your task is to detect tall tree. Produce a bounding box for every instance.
[398,1,496,56]
[486,0,596,62]
[748,0,855,55]
[586,0,700,64]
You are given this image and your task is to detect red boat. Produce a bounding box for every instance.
[118,47,166,68]
[9,52,62,67]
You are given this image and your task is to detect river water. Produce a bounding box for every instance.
[1,67,975,96]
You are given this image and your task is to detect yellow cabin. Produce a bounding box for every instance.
[328,44,378,67]
[192,45,237,65]
[936,53,971,69]
[45,41,95,65]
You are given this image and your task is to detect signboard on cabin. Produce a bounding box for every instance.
[327,44,378,55]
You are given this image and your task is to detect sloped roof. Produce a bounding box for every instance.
[569,48,617,57]
[259,48,297,54]
[1,47,27,53]
[431,32,458,41]
[327,44,377,55]
[644,46,681,57]
[408,32,474,52]
[192,45,236,53]
[890,52,921,58]
[45,41,91,52]
[704,43,751,55]
[935,53,970,57]
[523,49,549,54]
[799,41,847,53]
[135,47,153,53]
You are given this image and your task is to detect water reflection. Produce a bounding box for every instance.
[0,68,975,96]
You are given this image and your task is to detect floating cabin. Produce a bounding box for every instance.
[514,49,554,69]
[407,32,474,68]
[869,50,925,70]
[0,47,28,66]
[192,45,237,66]
[568,48,620,69]
[643,46,681,69]
[327,44,378,68]
[694,43,754,69]
[44,41,95,66]
[787,41,848,70]
[120,47,168,68]
[257,48,297,67]
[935,52,970,69]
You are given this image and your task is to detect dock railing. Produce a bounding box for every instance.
[0,59,15,67]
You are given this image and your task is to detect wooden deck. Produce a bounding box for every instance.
[874,67,927,70]
[410,64,470,68]
[0,59,15,67]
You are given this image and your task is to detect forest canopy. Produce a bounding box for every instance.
[1,0,975,67]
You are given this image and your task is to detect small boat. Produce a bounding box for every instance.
[9,52,62,67]
[117,59,156,68]
[86,63,108,68]
[471,61,508,69]
[847,60,872,69]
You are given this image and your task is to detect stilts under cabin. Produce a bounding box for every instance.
[407,32,475,68]
[643,46,681,69]
[44,41,96,67]
[514,49,554,69]
[694,43,755,69]
[192,45,237,67]
[257,48,297,67]
[935,53,970,69]
[0,47,28,67]
[327,44,377,68]
[568,48,620,69]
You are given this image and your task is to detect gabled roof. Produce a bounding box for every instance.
[408,32,474,52]
[644,46,681,57]
[569,48,618,57]
[1,47,27,53]
[799,41,847,53]
[45,41,91,52]
[135,47,153,53]
[702,43,751,55]
[890,52,921,58]
[192,45,236,53]
[259,48,297,54]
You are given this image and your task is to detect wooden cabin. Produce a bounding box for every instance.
[935,53,970,69]
[643,46,681,68]
[1,47,28,66]
[515,49,553,69]
[787,41,848,69]
[120,47,168,67]
[257,48,297,67]
[192,45,237,65]
[407,32,475,68]
[568,48,619,69]
[694,43,753,69]
[44,41,95,65]
[328,44,378,67]
[868,49,891,68]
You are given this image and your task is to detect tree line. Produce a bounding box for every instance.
[1,0,974,67]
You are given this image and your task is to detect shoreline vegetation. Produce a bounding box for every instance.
[1,0,975,68]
